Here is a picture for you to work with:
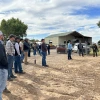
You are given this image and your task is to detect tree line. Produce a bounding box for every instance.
[0,18,28,39]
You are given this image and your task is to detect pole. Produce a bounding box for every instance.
[34,55,36,64]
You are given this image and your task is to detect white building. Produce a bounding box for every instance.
[45,31,92,46]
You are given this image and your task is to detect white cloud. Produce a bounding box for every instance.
[0,0,100,42]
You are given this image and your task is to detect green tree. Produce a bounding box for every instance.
[35,39,39,42]
[30,39,35,43]
[0,18,28,38]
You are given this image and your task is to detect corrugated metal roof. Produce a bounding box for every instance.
[45,31,91,38]
[45,31,74,38]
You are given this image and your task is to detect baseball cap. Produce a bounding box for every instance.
[9,34,15,39]
[15,36,20,40]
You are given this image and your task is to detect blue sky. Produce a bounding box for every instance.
[0,0,100,42]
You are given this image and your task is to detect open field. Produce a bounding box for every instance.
[3,50,100,100]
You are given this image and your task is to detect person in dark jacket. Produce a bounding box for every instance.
[28,40,31,57]
[39,44,41,55]
[0,31,8,100]
[92,43,98,57]
[47,44,50,55]
[78,41,84,57]
[23,38,30,64]
[41,39,48,67]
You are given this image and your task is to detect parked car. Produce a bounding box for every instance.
[72,43,90,54]
[57,45,67,54]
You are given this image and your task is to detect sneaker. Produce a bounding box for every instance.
[3,88,11,93]
[15,71,19,73]
[22,61,24,63]
[11,75,17,78]
[44,65,49,67]
[24,62,28,65]
[18,72,26,74]
[8,78,13,81]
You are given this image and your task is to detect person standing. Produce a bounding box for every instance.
[28,40,31,57]
[67,41,72,60]
[47,44,50,55]
[0,31,8,100]
[32,43,37,64]
[41,39,48,67]
[14,37,25,74]
[23,38,30,64]
[39,44,42,55]
[19,39,24,63]
[92,43,98,57]
[32,43,37,56]
[78,41,84,57]
[6,34,16,81]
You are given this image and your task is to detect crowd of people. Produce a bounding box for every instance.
[0,30,50,100]
[67,40,99,60]
[1,29,99,100]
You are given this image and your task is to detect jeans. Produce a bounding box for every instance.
[68,49,72,60]
[33,49,36,55]
[21,51,24,62]
[39,49,42,56]
[28,49,31,57]
[48,49,50,55]
[7,55,14,79]
[14,55,23,73]
[42,51,46,66]
[79,49,84,56]
[0,69,8,100]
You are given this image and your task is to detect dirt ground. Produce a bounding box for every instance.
[3,49,100,100]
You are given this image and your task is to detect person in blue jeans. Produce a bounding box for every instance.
[41,39,48,67]
[0,31,8,100]
[14,37,25,74]
[67,41,72,60]
[6,34,17,81]
[32,43,37,55]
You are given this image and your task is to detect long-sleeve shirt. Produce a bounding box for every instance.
[6,40,15,56]
[41,43,47,52]
[78,43,83,50]
[0,41,8,69]
[23,41,29,51]
[92,45,98,52]
[15,42,21,55]
[68,43,72,50]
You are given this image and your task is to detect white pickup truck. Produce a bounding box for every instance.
[72,43,90,54]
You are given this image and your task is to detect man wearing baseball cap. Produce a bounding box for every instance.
[0,31,8,100]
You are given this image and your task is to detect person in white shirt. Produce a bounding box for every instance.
[19,39,24,63]
[14,37,25,74]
